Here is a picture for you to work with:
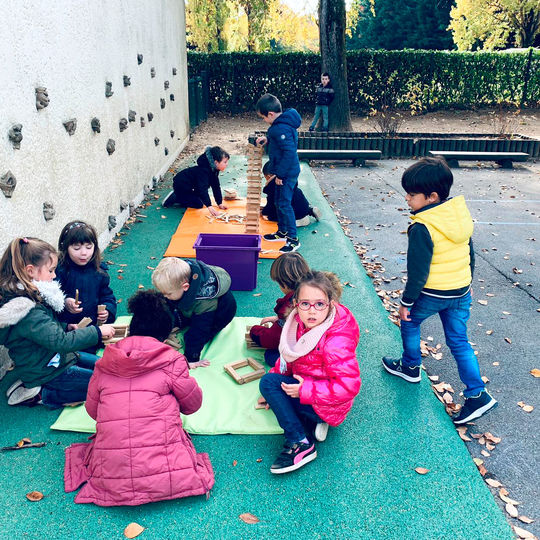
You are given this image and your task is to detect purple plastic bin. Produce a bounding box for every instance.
[193,233,261,291]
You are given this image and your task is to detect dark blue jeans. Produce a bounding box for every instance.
[275,177,298,239]
[310,105,329,130]
[400,291,484,397]
[259,373,322,444]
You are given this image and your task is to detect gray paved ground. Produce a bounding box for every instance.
[313,158,540,537]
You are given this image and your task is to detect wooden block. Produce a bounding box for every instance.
[77,317,93,328]
[97,304,106,326]
[224,357,265,384]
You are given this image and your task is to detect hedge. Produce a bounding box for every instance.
[187,49,540,113]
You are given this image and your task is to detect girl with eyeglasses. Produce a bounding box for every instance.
[258,270,361,474]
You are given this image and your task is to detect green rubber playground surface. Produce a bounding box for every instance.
[0,156,512,539]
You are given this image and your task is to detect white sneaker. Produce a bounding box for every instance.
[314,422,329,442]
[311,207,322,221]
[6,378,23,397]
[7,385,41,406]
[295,216,311,227]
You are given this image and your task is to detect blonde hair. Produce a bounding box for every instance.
[152,257,191,292]
[0,237,57,302]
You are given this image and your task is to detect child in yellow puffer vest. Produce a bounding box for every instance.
[382,157,497,425]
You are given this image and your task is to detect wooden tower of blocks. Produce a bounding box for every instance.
[245,143,263,234]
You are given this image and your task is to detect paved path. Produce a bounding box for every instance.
[314,158,540,537]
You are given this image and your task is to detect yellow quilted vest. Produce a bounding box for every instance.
[411,196,473,290]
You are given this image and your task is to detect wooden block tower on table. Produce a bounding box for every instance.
[245,143,263,234]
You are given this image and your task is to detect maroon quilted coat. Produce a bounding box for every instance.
[64,336,214,506]
[270,303,361,426]
[249,292,294,349]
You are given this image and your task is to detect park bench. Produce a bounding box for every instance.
[428,150,529,169]
[297,149,382,166]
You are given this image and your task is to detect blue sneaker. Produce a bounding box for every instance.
[382,357,421,383]
[453,391,498,425]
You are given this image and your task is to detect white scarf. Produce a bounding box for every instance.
[277,306,336,374]
[32,280,65,313]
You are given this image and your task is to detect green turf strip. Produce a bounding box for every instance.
[0,156,512,539]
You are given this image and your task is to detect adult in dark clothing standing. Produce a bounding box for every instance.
[309,73,335,132]
[162,146,230,217]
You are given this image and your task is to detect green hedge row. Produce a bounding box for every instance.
[187,50,539,113]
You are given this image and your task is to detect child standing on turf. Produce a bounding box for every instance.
[259,271,361,474]
[56,221,117,340]
[382,157,497,425]
[0,238,115,407]
[152,257,236,368]
[256,93,302,253]
[64,290,214,506]
[250,252,310,367]
[309,72,334,132]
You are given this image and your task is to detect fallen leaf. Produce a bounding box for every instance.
[473,458,484,466]
[477,300,488,305]
[138,284,144,289]
[17,437,31,448]
[442,392,453,404]
[499,489,521,506]
[414,467,429,475]
[485,478,502,488]
[124,522,146,538]
[493,362,500,366]
[478,464,487,476]
[239,513,260,524]
[506,503,519,518]
[530,369,540,378]
[428,375,439,382]
[253,293,262,297]
[233,460,238,466]
[518,516,534,524]
[256,458,262,463]
[522,405,534,413]
[26,491,44,502]
[513,525,535,539]
[512,267,523,274]
[484,432,501,444]
[486,329,493,335]
[504,337,512,344]
[481,450,490,457]
[456,426,471,441]
[486,443,495,451]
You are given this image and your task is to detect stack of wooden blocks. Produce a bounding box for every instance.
[245,143,263,234]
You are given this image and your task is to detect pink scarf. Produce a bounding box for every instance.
[277,306,336,374]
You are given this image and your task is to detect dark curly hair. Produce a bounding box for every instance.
[128,290,174,342]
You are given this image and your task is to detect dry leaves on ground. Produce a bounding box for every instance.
[517,402,534,413]
[513,525,536,539]
[485,478,502,488]
[530,369,540,378]
[239,513,260,524]
[124,522,145,538]
[414,467,429,475]
[26,491,44,502]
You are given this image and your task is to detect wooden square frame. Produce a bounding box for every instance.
[224,357,265,385]
[102,324,129,345]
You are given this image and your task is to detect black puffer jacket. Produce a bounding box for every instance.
[172,147,223,207]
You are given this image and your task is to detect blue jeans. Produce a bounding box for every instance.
[260,373,322,444]
[264,349,280,367]
[400,291,484,397]
[41,365,94,409]
[310,105,329,130]
[275,177,298,239]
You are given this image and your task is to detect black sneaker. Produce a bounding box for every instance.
[280,237,300,253]
[263,230,288,242]
[453,390,498,425]
[308,126,314,132]
[270,441,317,474]
[162,191,177,207]
[382,357,421,383]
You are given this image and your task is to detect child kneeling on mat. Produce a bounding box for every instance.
[259,271,361,474]
[152,257,237,368]
[64,290,214,506]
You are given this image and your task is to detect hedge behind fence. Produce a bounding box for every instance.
[188,49,539,113]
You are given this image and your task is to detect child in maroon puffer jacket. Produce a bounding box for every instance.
[64,290,214,506]
[249,253,310,367]
[259,271,361,475]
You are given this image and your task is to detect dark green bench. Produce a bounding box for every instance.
[429,151,529,169]
[297,149,382,167]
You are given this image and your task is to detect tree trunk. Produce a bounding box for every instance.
[318,0,352,131]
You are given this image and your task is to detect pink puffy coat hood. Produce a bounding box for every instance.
[272,303,361,426]
[64,336,214,506]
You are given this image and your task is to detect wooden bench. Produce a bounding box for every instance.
[297,149,382,167]
[429,151,529,169]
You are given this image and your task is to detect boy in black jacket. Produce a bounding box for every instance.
[309,73,334,132]
[152,257,236,368]
[162,146,230,217]
[382,157,497,425]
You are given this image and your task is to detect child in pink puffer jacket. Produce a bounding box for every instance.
[259,271,361,475]
[64,290,214,506]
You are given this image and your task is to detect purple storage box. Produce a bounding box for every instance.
[193,233,261,291]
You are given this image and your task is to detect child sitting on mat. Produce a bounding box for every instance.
[0,237,115,408]
[249,252,310,367]
[261,163,322,227]
[152,257,237,368]
[64,290,214,506]
[259,271,361,474]
[162,146,230,217]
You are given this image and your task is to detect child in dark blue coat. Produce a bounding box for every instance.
[56,221,117,348]
[256,94,302,254]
